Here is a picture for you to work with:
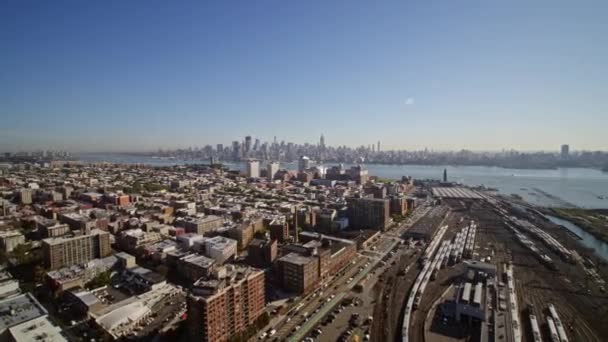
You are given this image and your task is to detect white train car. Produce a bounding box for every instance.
[529,314,542,342]
[549,304,569,342]
[546,316,560,342]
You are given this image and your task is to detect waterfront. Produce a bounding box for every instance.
[546,214,608,261]
[77,153,608,209]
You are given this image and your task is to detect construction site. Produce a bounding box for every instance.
[370,187,608,342]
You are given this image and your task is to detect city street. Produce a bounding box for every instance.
[259,205,429,342]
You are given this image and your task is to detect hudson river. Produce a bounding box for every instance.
[78,154,608,209]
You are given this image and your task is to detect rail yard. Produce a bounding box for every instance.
[368,188,608,342]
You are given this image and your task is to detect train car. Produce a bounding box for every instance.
[546,316,560,342]
[529,314,542,342]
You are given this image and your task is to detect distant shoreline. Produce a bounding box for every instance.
[74,152,604,171]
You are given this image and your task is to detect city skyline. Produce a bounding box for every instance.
[3,2,608,342]
[3,1,608,152]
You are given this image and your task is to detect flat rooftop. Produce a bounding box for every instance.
[0,293,48,333]
[432,187,483,199]
[278,252,315,266]
[8,316,68,342]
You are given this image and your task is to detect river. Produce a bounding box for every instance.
[545,215,608,261]
[77,153,608,209]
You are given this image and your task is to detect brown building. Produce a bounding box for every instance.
[369,184,387,199]
[277,253,319,295]
[347,197,390,231]
[39,223,70,238]
[115,229,162,255]
[228,223,254,250]
[187,265,265,342]
[247,239,277,268]
[390,196,408,216]
[59,212,97,233]
[42,230,111,270]
[111,194,130,206]
[176,215,223,235]
[269,218,289,243]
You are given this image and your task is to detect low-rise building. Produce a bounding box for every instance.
[0,231,25,254]
[0,293,48,340]
[46,255,118,293]
[8,315,68,342]
[203,236,237,264]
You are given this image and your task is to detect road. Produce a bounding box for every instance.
[263,205,430,342]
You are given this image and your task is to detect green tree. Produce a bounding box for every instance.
[85,271,111,289]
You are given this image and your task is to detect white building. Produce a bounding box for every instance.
[267,161,279,181]
[176,233,206,250]
[298,156,310,171]
[0,230,25,253]
[246,160,260,178]
[204,236,237,264]
[8,316,68,342]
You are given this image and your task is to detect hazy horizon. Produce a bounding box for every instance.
[2,1,607,152]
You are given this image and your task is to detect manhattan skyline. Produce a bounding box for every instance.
[2,1,608,152]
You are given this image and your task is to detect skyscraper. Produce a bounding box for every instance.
[320,134,325,149]
[231,141,241,161]
[267,161,279,181]
[298,156,310,171]
[377,141,380,152]
[443,168,448,182]
[245,136,252,153]
[561,144,570,159]
[246,160,260,178]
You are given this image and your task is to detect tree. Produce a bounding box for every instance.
[85,271,111,289]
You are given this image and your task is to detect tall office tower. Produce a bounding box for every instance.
[267,161,279,181]
[377,141,380,152]
[186,266,265,342]
[253,138,260,152]
[216,144,223,154]
[561,144,570,159]
[231,141,240,161]
[42,230,111,269]
[246,160,260,178]
[298,155,310,171]
[245,136,252,153]
[320,134,325,149]
[443,168,448,182]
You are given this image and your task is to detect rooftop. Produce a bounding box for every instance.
[8,316,68,342]
[0,293,48,333]
[182,254,215,268]
[42,228,107,245]
[432,187,483,199]
[278,252,315,266]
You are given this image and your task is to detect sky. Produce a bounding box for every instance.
[1,0,607,152]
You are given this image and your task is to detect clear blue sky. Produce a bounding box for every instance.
[2,0,607,152]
